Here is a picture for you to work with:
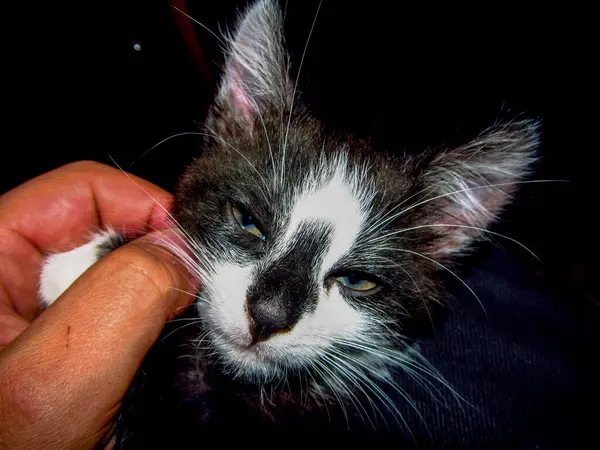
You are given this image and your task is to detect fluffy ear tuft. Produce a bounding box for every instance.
[419,119,540,258]
[212,0,292,133]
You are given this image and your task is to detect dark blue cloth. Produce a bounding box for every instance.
[380,248,599,449]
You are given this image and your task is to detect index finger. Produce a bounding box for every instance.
[0,161,173,253]
[0,161,173,320]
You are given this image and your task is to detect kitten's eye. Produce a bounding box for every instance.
[335,272,377,292]
[232,205,266,241]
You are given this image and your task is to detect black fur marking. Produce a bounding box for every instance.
[246,221,332,340]
[95,233,125,259]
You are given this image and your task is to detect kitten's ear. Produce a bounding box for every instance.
[212,0,292,134]
[417,119,540,258]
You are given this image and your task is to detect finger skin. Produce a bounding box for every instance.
[0,161,173,323]
[0,234,196,449]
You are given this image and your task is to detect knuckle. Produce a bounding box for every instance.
[59,160,109,174]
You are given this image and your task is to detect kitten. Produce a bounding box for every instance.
[39,0,539,443]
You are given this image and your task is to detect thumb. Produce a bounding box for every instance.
[0,232,197,449]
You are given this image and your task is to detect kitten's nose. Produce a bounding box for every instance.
[245,225,324,344]
[247,298,294,344]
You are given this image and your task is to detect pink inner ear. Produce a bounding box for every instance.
[426,207,478,257]
[227,68,254,129]
[231,82,252,118]
[426,187,514,258]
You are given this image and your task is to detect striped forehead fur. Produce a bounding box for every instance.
[276,151,376,270]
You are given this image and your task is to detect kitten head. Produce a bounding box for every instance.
[173,0,539,384]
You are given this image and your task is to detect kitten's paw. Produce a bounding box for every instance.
[39,230,123,307]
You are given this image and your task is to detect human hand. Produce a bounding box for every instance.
[0,161,196,448]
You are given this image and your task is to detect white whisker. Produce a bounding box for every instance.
[377,179,567,227]
[170,5,227,47]
[379,255,434,326]
[312,361,350,428]
[161,320,203,341]
[321,353,383,428]
[316,358,371,428]
[281,0,323,185]
[374,223,540,261]
[387,246,486,315]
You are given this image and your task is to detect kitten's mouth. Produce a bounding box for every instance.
[219,331,285,364]
[238,336,271,355]
[212,325,313,382]
[219,330,268,353]
[227,339,285,375]
[249,323,291,346]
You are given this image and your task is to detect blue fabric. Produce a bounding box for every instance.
[381,248,598,448]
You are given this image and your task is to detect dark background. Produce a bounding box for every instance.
[3,0,597,305]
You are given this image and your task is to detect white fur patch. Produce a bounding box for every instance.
[203,262,255,347]
[39,231,117,307]
[280,166,365,275]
